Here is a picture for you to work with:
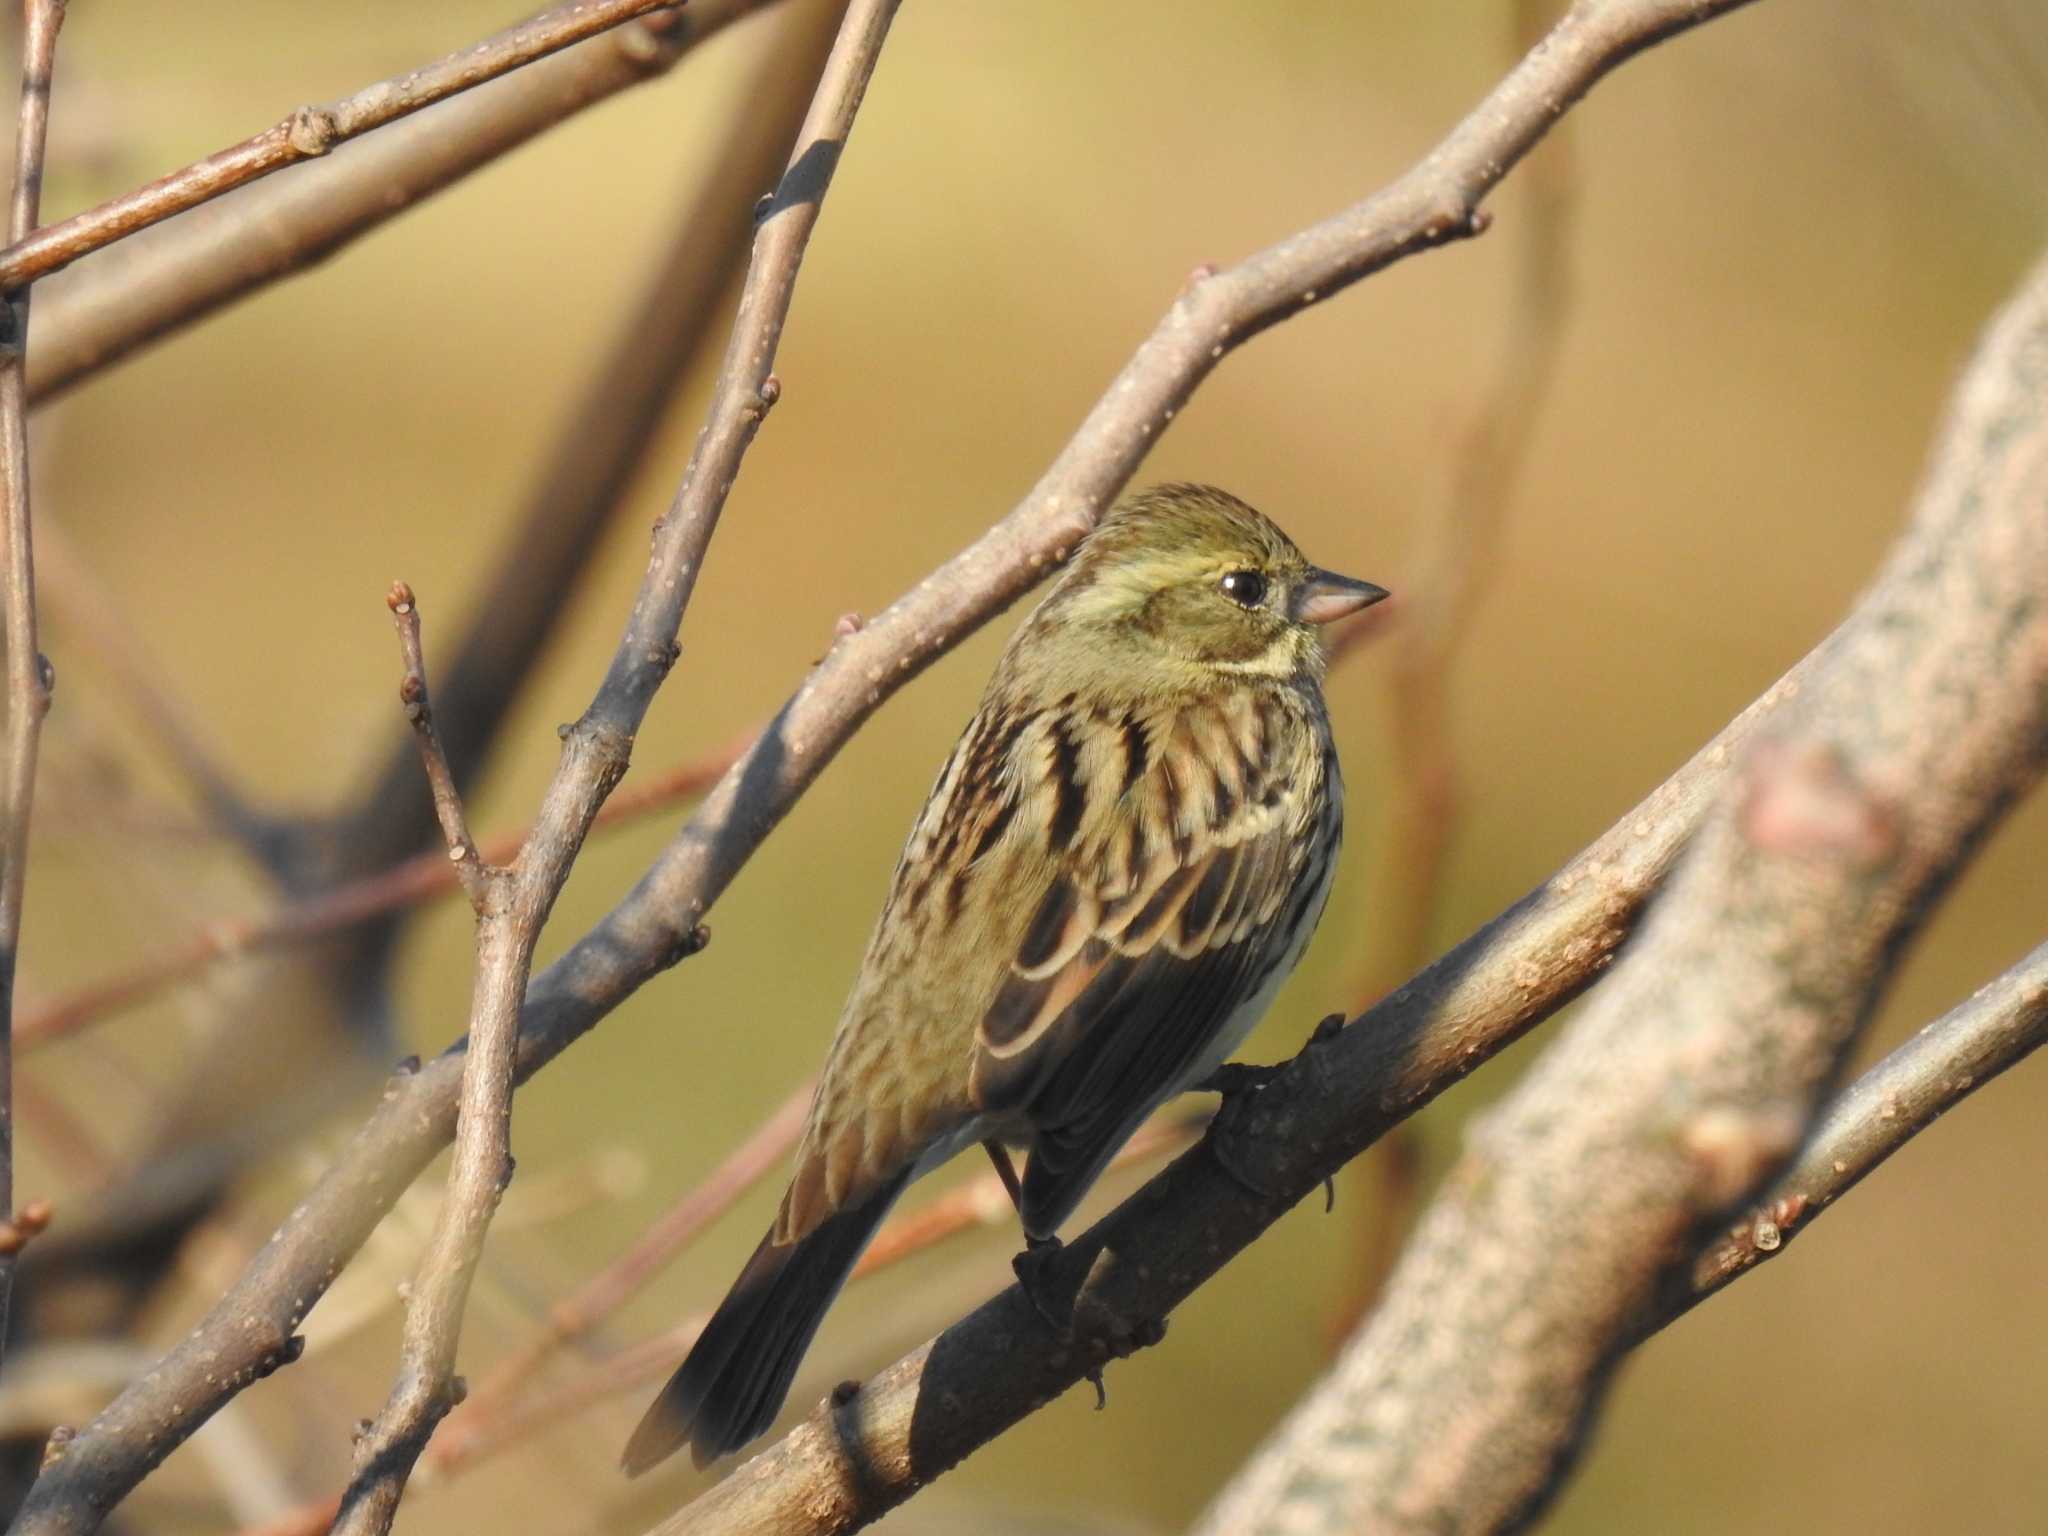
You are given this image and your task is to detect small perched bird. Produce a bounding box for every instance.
[624,483,1386,1474]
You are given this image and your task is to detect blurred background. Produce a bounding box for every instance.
[6,0,2046,1531]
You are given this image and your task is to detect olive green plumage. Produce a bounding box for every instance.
[625,483,1386,1474]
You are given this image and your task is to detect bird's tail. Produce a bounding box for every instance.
[622,1168,912,1475]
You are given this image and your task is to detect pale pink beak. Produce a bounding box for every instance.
[1291,568,1390,626]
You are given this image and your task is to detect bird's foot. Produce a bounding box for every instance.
[1206,1013,1348,1203]
[1012,1233,1073,1333]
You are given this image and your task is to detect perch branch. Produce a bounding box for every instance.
[5,2,1758,1530]
[0,0,691,294]
[26,0,790,403]
[1191,247,2048,1536]
[0,0,64,1372]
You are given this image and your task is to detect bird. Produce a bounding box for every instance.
[623,482,1387,1474]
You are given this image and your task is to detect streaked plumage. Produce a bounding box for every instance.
[625,484,1386,1474]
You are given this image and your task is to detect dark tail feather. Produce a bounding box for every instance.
[622,1169,912,1475]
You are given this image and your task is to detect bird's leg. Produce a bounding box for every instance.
[984,1141,1072,1332]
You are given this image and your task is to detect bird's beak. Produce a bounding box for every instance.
[1291,568,1391,626]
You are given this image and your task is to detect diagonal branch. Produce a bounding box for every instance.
[25,0,790,404]
[0,0,691,294]
[4,2,1759,1530]
[0,0,65,1376]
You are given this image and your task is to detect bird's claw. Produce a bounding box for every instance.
[1012,1233,1071,1332]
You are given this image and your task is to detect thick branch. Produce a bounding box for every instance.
[1192,248,2048,1536]
[0,0,688,294]
[0,0,64,1376]
[5,2,1756,1529]
[26,0,786,403]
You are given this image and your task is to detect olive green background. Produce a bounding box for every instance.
[16,1,2048,1532]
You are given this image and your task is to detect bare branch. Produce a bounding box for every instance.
[6,2,1757,1529]
[1191,246,2048,1536]
[0,0,690,294]
[1679,937,2048,1314]
[0,0,65,1374]
[26,0,787,403]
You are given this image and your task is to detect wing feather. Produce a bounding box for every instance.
[969,688,1336,1237]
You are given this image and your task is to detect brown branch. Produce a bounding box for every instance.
[25,0,787,404]
[0,0,64,1374]
[14,731,749,1053]
[1190,248,2048,1536]
[1678,936,2048,1314]
[330,0,901,1523]
[5,3,1757,1530]
[0,0,691,295]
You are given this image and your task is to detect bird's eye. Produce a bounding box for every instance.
[1218,569,1267,608]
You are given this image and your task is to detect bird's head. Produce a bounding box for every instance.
[1024,483,1388,691]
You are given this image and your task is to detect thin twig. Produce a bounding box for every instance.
[0,0,688,295]
[327,6,902,1533]
[0,0,65,1373]
[5,5,1755,1530]
[26,0,789,403]
[333,588,521,1536]
[384,584,485,907]
[14,731,750,1052]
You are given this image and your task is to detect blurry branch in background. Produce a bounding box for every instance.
[13,731,752,1052]
[0,0,65,1367]
[329,2,903,1529]
[25,0,790,404]
[7,1,1767,1532]
[1368,0,1576,1000]
[0,0,692,294]
[428,1078,814,1473]
[1676,936,2048,1317]
[1192,250,2048,1536]
[1327,0,1579,1343]
[35,521,278,860]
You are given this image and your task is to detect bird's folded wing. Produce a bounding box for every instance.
[969,696,1328,1235]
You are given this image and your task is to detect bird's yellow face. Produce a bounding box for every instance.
[1026,483,1386,689]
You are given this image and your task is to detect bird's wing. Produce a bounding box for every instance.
[970,690,1336,1237]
